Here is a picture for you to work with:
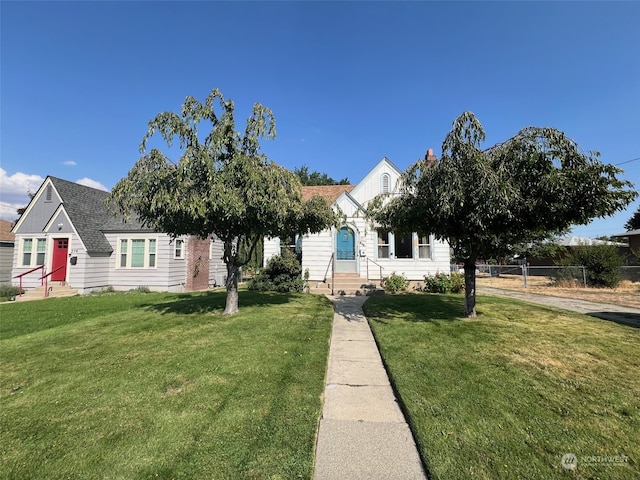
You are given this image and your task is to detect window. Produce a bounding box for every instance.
[117,238,157,268]
[131,239,145,267]
[381,173,390,194]
[394,233,412,259]
[21,238,47,267]
[418,234,431,259]
[36,239,46,265]
[120,239,128,267]
[377,230,389,259]
[148,239,156,267]
[174,239,184,259]
[376,230,433,260]
[22,239,33,266]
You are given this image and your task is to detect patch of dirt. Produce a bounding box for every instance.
[476,276,640,309]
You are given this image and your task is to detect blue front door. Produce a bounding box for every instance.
[335,227,357,273]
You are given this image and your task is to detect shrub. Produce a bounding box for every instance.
[247,249,304,293]
[382,272,409,294]
[131,286,151,294]
[449,272,465,293]
[423,272,465,294]
[560,244,622,288]
[0,284,21,300]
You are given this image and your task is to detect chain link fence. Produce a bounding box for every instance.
[460,264,640,288]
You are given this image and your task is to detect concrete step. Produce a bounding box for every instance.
[16,284,78,301]
[309,276,384,296]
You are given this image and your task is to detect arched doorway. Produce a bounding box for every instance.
[335,226,357,273]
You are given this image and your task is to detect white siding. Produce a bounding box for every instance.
[301,230,334,281]
[349,159,402,207]
[72,252,111,293]
[263,237,280,267]
[104,233,186,292]
[209,238,226,287]
[0,243,14,283]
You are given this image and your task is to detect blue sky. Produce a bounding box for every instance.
[1,1,638,238]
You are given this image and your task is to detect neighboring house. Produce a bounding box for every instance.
[264,157,451,284]
[555,235,625,247]
[11,176,225,294]
[612,229,640,251]
[612,229,640,265]
[0,219,16,283]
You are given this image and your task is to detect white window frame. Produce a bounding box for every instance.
[174,239,185,259]
[116,238,158,269]
[377,230,390,259]
[380,173,391,194]
[417,234,432,259]
[374,230,434,261]
[20,237,47,267]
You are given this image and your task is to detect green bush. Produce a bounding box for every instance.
[423,272,464,294]
[449,272,465,293]
[247,249,304,293]
[0,284,21,300]
[382,272,409,294]
[560,244,622,288]
[130,286,151,294]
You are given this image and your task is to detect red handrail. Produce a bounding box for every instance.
[13,265,45,297]
[40,265,65,298]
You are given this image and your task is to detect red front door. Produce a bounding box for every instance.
[51,238,69,281]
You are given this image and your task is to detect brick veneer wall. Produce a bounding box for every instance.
[185,236,211,292]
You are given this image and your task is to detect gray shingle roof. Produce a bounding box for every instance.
[49,177,152,253]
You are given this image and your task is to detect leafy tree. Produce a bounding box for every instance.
[370,112,637,317]
[624,205,640,231]
[108,89,338,315]
[294,165,350,186]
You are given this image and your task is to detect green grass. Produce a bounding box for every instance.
[363,293,640,480]
[0,290,334,479]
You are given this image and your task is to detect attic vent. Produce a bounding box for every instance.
[381,174,390,194]
[45,185,52,202]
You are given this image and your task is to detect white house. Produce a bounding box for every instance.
[264,157,451,290]
[11,176,225,295]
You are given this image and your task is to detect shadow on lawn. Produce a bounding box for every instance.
[148,289,298,315]
[366,294,466,324]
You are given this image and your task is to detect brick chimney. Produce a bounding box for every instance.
[425,148,437,167]
[185,236,211,292]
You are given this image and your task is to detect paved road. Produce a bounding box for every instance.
[478,286,640,327]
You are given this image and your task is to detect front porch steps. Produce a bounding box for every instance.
[15,283,79,301]
[307,274,384,296]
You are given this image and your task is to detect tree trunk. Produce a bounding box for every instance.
[464,259,477,318]
[223,261,240,316]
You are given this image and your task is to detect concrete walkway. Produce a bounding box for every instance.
[478,286,640,327]
[313,296,427,480]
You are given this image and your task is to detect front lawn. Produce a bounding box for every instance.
[364,293,639,480]
[0,290,333,479]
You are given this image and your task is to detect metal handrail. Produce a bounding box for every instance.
[366,258,384,281]
[40,265,65,298]
[330,253,335,295]
[12,265,45,297]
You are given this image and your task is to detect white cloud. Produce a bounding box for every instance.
[64,160,77,166]
[76,177,108,191]
[0,169,43,220]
